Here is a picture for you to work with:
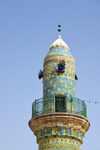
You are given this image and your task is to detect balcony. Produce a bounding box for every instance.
[32,96,87,118]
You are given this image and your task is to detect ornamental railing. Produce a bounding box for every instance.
[32,96,87,118]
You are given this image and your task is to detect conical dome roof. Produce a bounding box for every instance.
[49,35,69,50]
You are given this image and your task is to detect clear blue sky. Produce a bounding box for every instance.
[0,0,100,150]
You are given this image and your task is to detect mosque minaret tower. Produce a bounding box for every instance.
[29,25,90,150]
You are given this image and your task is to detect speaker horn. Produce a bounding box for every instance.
[75,74,78,80]
[38,70,43,79]
[56,64,65,73]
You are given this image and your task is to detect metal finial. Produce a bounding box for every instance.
[58,23,61,35]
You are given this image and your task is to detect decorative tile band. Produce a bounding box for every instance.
[39,145,80,150]
[38,136,81,150]
[36,127,83,142]
[44,56,75,64]
[44,48,74,61]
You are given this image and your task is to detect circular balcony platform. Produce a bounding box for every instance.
[32,96,87,118]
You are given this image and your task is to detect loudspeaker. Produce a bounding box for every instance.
[75,74,78,80]
[56,64,65,73]
[38,70,43,79]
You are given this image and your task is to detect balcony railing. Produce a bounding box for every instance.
[32,96,87,118]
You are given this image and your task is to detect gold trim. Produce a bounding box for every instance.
[44,56,75,64]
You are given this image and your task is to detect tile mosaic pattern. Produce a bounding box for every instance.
[36,128,83,142]
[38,136,81,150]
[35,125,82,150]
[43,47,76,98]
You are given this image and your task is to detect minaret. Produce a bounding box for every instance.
[29,25,90,150]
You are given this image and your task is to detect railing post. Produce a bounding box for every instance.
[35,99,36,116]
